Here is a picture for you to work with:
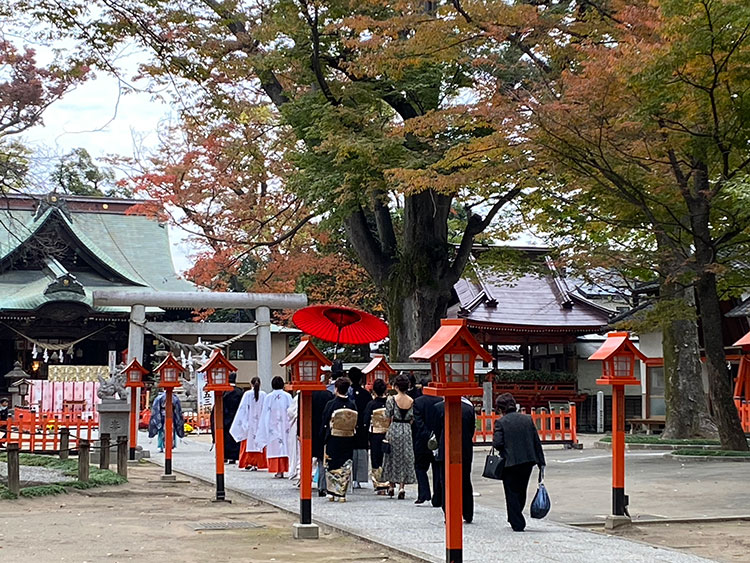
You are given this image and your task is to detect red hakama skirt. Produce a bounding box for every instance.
[267,456,289,474]
[239,442,268,469]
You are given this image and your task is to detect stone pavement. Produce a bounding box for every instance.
[138,434,714,563]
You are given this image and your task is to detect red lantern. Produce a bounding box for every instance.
[589,331,646,521]
[410,319,491,395]
[409,319,490,563]
[280,336,331,390]
[123,358,149,389]
[198,349,237,393]
[362,354,396,390]
[154,352,184,389]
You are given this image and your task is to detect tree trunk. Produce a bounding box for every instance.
[661,283,716,439]
[387,283,453,361]
[685,179,748,450]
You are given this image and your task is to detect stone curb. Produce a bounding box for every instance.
[665,453,750,462]
[594,441,721,451]
[569,515,750,527]
[144,460,438,563]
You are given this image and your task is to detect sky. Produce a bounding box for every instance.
[17,52,197,274]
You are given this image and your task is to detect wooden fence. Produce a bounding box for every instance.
[474,404,578,446]
[0,411,98,453]
[736,400,750,433]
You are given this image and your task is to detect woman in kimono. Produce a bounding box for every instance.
[230,377,267,470]
[256,376,293,478]
[320,377,358,502]
[363,378,389,494]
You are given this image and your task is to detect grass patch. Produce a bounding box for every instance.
[672,449,750,457]
[0,453,127,500]
[600,435,721,445]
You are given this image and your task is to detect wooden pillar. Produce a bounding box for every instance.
[165,389,174,476]
[78,439,90,482]
[444,396,464,563]
[213,391,226,501]
[129,387,138,460]
[117,436,128,478]
[299,391,313,524]
[7,443,20,496]
[611,385,626,515]
[100,433,110,470]
[60,427,70,460]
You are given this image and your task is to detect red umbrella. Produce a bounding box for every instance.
[292,305,388,352]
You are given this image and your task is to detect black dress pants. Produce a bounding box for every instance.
[436,461,473,522]
[415,448,434,502]
[502,462,535,531]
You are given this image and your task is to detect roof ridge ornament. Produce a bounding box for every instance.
[35,193,73,222]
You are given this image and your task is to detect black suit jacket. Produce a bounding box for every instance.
[432,399,475,464]
[492,411,545,468]
[413,394,441,452]
[311,389,334,458]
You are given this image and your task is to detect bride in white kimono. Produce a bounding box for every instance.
[256,376,293,478]
[229,377,267,470]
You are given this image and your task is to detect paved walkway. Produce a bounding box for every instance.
[138,434,713,563]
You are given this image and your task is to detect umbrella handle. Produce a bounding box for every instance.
[333,326,342,359]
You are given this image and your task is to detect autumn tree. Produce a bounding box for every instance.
[20,0,560,359]
[0,39,88,191]
[518,0,750,448]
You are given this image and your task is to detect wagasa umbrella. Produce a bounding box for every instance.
[292,305,388,356]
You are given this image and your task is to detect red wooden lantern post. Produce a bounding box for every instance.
[589,332,645,522]
[733,331,750,402]
[198,349,238,502]
[362,354,396,391]
[280,336,331,539]
[411,319,491,563]
[123,358,149,460]
[153,353,184,477]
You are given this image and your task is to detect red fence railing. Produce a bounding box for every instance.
[736,400,750,433]
[0,411,98,452]
[475,404,578,445]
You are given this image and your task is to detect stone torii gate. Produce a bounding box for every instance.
[92,290,308,382]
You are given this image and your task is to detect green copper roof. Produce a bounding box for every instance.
[0,203,196,313]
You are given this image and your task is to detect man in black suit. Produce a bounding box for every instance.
[492,393,545,532]
[412,392,442,505]
[432,397,476,523]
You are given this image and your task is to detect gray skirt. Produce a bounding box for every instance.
[352,448,369,482]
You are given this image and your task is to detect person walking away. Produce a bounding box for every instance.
[230,376,267,470]
[256,376,293,478]
[221,373,244,464]
[413,391,442,505]
[406,374,422,400]
[363,378,389,494]
[149,390,184,453]
[493,393,546,532]
[381,374,417,499]
[321,377,358,502]
[311,381,334,496]
[348,367,371,489]
[432,396,475,522]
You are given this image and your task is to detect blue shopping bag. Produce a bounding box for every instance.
[530,467,550,519]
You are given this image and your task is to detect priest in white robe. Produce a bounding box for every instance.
[256,376,293,477]
[230,376,267,470]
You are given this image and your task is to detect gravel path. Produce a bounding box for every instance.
[0,461,74,486]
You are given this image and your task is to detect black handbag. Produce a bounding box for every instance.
[482,448,505,480]
[382,440,391,455]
